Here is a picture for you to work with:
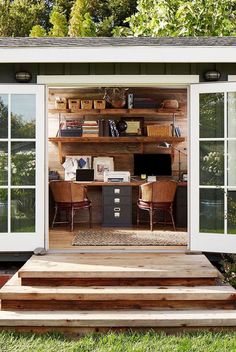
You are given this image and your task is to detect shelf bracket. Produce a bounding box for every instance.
[58,141,63,164]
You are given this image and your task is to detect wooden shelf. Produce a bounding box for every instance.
[49,136,185,163]
[49,108,183,116]
[49,136,184,143]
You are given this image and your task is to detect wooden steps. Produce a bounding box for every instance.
[18,253,222,286]
[0,252,235,332]
[0,310,236,331]
[1,275,235,310]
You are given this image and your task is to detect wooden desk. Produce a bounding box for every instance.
[74,181,145,187]
[49,180,187,228]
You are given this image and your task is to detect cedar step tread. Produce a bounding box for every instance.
[1,283,235,301]
[18,253,222,279]
[1,310,236,327]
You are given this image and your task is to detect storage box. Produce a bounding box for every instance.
[81,100,93,109]
[55,97,67,110]
[94,99,106,109]
[68,99,80,112]
[60,128,82,137]
[147,124,171,137]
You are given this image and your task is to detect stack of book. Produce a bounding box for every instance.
[82,120,99,137]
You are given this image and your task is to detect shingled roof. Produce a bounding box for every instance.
[0,37,236,47]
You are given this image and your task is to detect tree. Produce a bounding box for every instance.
[30,25,47,37]
[0,0,11,36]
[8,0,46,37]
[69,0,96,37]
[114,0,236,37]
[90,0,137,36]
[49,5,68,36]
[55,0,75,21]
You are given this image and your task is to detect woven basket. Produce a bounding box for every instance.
[81,100,93,109]
[147,124,171,137]
[68,99,81,112]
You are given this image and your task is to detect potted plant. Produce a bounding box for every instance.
[104,88,128,108]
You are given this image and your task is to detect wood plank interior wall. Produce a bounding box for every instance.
[48,87,187,225]
[48,87,187,180]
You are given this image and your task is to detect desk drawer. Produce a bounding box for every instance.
[103,195,131,206]
[103,205,132,227]
[102,186,132,197]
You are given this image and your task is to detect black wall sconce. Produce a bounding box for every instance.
[15,71,32,83]
[204,70,221,81]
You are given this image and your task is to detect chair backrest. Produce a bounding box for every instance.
[50,181,86,203]
[140,180,177,203]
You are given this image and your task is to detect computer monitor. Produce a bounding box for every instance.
[133,154,172,176]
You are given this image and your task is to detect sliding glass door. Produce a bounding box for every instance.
[0,85,44,251]
[190,82,236,253]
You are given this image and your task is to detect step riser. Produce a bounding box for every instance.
[1,326,236,335]
[2,300,236,311]
[21,277,219,287]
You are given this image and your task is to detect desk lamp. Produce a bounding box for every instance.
[157,142,187,182]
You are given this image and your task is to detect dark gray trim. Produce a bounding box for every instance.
[1,37,236,47]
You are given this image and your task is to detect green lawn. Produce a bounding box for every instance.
[0,331,236,352]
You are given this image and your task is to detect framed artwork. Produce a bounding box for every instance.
[124,117,144,136]
[63,155,91,181]
[93,157,114,181]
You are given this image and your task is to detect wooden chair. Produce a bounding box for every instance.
[50,181,92,231]
[137,180,177,231]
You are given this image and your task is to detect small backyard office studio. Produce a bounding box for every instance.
[2,37,236,332]
[1,37,236,255]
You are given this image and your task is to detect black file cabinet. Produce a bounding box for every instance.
[174,185,187,228]
[102,186,132,227]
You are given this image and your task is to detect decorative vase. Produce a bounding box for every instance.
[110,99,126,108]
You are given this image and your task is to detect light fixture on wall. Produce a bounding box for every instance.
[204,70,221,81]
[15,71,32,83]
[157,142,187,182]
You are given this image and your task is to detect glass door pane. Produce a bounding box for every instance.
[190,82,236,253]
[0,85,44,252]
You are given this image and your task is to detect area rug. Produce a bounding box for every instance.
[72,229,188,246]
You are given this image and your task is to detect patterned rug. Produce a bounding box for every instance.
[72,229,188,246]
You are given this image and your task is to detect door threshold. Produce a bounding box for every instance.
[47,245,192,254]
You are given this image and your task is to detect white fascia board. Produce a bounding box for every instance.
[37,74,199,86]
[228,75,236,81]
[0,46,236,63]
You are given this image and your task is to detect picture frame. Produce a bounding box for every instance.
[123,117,144,136]
[93,157,114,181]
[63,155,92,181]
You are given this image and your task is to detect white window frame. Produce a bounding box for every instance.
[190,81,236,253]
[0,85,45,252]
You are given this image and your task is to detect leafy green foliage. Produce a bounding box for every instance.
[0,0,47,37]
[69,0,96,37]
[114,0,236,37]
[29,25,47,37]
[49,6,68,36]
[221,254,236,288]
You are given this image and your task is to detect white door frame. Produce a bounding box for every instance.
[38,74,199,251]
[0,84,45,251]
[190,81,236,253]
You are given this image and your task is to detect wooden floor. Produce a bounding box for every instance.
[49,226,188,251]
[0,252,235,333]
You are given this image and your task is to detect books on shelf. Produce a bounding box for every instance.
[82,120,99,137]
[98,119,119,137]
[174,126,181,137]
